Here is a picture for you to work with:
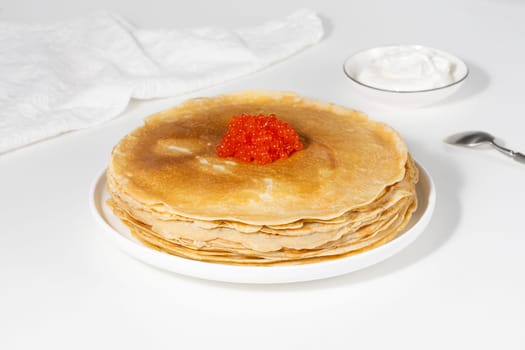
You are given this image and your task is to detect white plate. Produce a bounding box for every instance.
[90,163,435,284]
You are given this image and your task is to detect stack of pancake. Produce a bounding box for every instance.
[106,91,418,265]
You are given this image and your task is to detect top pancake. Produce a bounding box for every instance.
[108,90,408,225]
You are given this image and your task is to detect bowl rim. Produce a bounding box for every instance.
[342,44,470,94]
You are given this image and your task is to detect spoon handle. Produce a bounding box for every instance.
[513,152,525,164]
[491,141,525,164]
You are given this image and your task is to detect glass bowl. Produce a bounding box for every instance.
[343,45,469,107]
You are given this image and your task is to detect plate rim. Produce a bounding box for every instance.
[89,161,436,284]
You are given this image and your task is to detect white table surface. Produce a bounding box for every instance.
[1,0,524,349]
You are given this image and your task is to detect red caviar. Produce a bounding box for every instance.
[216,113,304,164]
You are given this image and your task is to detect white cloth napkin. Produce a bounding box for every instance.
[0,9,323,154]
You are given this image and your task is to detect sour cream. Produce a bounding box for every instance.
[354,46,457,91]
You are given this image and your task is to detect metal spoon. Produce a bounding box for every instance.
[445,131,525,164]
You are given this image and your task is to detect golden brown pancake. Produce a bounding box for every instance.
[106,90,418,265]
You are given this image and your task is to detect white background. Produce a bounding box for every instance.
[1,0,524,349]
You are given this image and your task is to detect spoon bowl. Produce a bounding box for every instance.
[445,131,495,148]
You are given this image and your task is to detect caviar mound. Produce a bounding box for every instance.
[216,113,304,164]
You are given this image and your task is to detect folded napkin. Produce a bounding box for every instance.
[0,10,323,153]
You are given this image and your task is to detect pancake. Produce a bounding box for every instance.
[107,90,418,265]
